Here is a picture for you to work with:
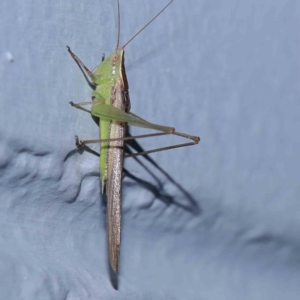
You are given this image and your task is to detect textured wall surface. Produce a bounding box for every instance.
[1,0,299,299]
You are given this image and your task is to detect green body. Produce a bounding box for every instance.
[91,48,127,188]
[89,48,174,190]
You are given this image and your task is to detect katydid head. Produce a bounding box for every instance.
[93,48,124,85]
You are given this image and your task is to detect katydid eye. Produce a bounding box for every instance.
[111,54,119,62]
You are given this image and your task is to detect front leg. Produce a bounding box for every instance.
[70,101,95,107]
[69,100,104,114]
[67,46,97,89]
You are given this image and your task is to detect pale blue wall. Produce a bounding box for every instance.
[0,0,299,299]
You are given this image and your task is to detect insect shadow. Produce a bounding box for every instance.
[123,132,201,215]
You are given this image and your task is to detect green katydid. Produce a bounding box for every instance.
[67,0,199,273]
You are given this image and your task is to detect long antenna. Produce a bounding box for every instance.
[121,0,173,49]
[116,0,121,49]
